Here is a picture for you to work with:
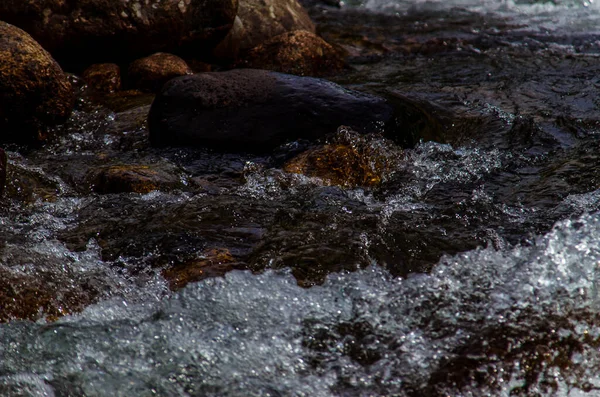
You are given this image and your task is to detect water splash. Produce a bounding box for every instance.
[2,211,600,395]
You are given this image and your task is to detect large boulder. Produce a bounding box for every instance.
[148,69,398,152]
[213,0,315,60]
[0,21,74,144]
[0,0,238,68]
[238,0,315,50]
[239,30,345,77]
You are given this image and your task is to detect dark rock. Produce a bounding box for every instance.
[90,164,185,194]
[212,16,245,61]
[239,30,346,77]
[0,0,238,68]
[298,0,341,8]
[0,149,6,197]
[148,69,397,152]
[0,21,74,145]
[82,63,121,93]
[100,90,155,113]
[128,53,193,93]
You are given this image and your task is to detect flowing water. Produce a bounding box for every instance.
[3,0,600,395]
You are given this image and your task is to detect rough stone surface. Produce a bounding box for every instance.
[0,21,74,144]
[90,164,184,194]
[239,30,345,76]
[148,69,397,152]
[0,149,6,197]
[162,248,241,290]
[82,63,122,93]
[283,127,402,187]
[238,0,315,50]
[128,53,193,93]
[0,0,238,67]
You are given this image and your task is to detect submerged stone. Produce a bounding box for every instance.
[162,248,241,290]
[148,69,397,152]
[90,164,185,194]
[0,22,74,144]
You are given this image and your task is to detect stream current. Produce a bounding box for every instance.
[3,0,600,395]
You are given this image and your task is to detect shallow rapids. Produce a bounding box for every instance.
[2,212,600,396]
[3,0,600,395]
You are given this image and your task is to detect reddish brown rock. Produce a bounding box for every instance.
[239,30,345,77]
[162,248,241,290]
[0,0,238,67]
[0,267,101,322]
[128,53,193,93]
[0,21,74,144]
[82,63,122,93]
[90,164,185,194]
[284,128,402,187]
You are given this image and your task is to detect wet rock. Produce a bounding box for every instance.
[283,128,402,187]
[0,149,6,197]
[162,248,241,290]
[0,267,101,322]
[239,30,346,77]
[90,164,185,194]
[0,21,74,144]
[100,90,155,113]
[148,69,397,152]
[0,0,238,68]
[82,63,122,93]
[128,53,193,93]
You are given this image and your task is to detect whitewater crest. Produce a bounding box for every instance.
[1,212,600,396]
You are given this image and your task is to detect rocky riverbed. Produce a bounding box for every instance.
[2,0,600,396]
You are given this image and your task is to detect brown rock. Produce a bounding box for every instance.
[214,0,315,59]
[240,30,345,77]
[239,0,315,49]
[128,53,193,93]
[82,63,121,93]
[0,0,238,67]
[162,248,241,290]
[283,128,402,187]
[0,21,74,144]
[0,267,101,322]
[90,164,185,194]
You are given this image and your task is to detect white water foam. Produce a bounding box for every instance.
[2,211,600,395]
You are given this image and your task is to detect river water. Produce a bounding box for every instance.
[3,0,600,395]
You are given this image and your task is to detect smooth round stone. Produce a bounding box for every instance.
[148,69,397,153]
